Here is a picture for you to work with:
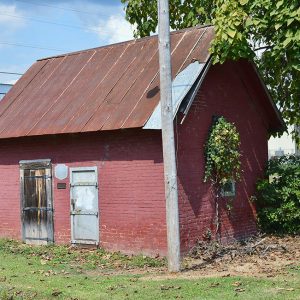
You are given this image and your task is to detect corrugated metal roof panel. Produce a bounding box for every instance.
[0,25,214,139]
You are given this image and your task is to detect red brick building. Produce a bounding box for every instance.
[0,26,283,256]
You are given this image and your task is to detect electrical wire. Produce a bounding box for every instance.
[15,0,111,17]
[0,71,23,76]
[0,12,104,34]
[0,41,69,52]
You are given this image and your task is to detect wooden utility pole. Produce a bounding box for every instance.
[157,0,180,272]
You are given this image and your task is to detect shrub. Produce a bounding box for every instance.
[204,116,242,237]
[204,116,241,186]
[256,155,300,234]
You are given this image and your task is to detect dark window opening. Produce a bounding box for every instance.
[221,181,236,197]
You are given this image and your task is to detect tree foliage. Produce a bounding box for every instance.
[121,0,300,143]
[204,117,241,186]
[204,116,241,236]
[255,155,300,234]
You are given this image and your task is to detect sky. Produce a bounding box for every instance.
[0,0,135,84]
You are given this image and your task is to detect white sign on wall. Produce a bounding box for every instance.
[54,164,68,180]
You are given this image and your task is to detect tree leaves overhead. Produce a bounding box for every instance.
[121,0,300,143]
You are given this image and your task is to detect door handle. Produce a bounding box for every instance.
[71,198,76,210]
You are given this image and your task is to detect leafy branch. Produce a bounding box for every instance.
[204,116,241,186]
[121,0,300,145]
[204,116,242,237]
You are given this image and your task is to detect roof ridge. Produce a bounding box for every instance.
[37,24,213,62]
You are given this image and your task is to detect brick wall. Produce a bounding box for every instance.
[177,61,269,253]
[0,60,271,257]
[0,130,167,256]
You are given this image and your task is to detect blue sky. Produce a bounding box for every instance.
[0,0,135,84]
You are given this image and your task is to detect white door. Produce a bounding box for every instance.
[70,167,99,245]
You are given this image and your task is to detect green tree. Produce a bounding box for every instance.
[121,0,300,143]
[256,155,300,234]
[204,116,241,186]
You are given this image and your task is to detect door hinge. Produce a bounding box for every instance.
[23,207,53,212]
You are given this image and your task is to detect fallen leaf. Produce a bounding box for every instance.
[52,290,62,297]
[232,281,242,287]
[210,282,220,288]
[235,288,245,292]
[160,285,181,291]
[276,287,295,291]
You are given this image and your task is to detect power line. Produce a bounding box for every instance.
[0,71,23,76]
[0,12,104,34]
[0,41,68,52]
[15,0,109,17]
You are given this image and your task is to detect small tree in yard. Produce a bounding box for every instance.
[255,155,300,235]
[204,116,241,187]
[204,116,242,237]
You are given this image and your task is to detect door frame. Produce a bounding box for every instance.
[19,159,54,244]
[69,166,99,245]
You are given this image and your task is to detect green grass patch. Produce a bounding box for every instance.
[0,239,299,299]
[0,239,165,271]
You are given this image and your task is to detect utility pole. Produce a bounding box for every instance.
[157,0,180,272]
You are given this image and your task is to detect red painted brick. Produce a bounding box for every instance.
[177,62,268,253]
[0,61,271,257]
[0,130,167,256]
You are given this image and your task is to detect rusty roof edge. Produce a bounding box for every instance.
[37,25,214,62]
[0,60,49,119]
[250,61,286,132]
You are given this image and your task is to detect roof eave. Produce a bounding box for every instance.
[250,61,286,133]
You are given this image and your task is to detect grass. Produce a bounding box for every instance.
[0,239,165,270]
[0,239,299,300]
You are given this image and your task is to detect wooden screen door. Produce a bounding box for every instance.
[20,160,54,245]
[70,167,99,245]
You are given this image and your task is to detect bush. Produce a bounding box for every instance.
[256,155,300,234]
[204,116,241,185]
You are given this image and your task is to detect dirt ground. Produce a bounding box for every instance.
[180,235,300,279]
[112,235,300,280]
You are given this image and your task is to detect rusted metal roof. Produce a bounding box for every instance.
[0,25,214,139]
